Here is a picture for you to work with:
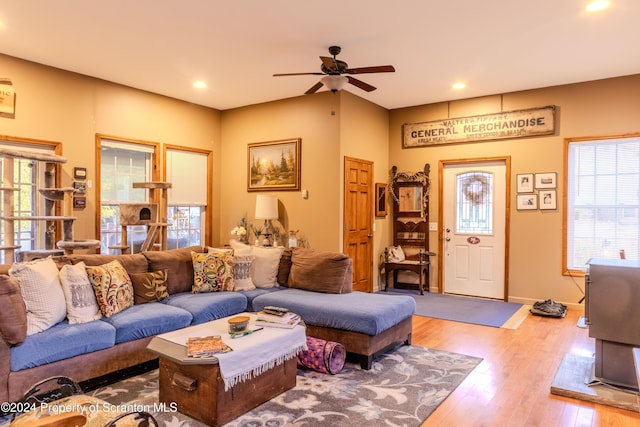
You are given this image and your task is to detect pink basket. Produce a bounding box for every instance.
[297,336,346,374]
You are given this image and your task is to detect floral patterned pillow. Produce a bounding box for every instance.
[130,269,169,304]
[191,251,234,293]
[85,260,134,317]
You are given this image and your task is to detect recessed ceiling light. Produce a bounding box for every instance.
[193,81,207,89]
[586,0,610,12]
[452,82,466,90]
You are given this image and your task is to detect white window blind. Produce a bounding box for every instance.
[166,149,208,205]
[566,136,640,270]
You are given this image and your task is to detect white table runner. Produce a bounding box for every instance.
[157,313,307,390]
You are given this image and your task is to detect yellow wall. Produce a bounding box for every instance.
[389,74,640,306]
[4,52,640,306]
[220,92,342,251]
[0,54,222,243]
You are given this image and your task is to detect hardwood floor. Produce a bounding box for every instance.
[412,308,640,427]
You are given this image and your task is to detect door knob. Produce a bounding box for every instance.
[445,237,451,242]
[446,228,451,233]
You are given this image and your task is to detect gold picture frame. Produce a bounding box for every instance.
[247,138,301,192]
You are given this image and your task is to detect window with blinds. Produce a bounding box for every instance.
[165,148,209,249]
[99,139,154,254]
[566,135,640,271]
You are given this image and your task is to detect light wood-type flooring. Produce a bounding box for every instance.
[412,308,640,426]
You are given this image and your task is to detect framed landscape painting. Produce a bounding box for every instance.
[247,138,301,192]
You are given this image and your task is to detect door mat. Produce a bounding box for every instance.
[550,353,638,412]
[380,289,526,328]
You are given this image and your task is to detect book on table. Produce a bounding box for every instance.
[256,310,298,324]
[186,335,232,358]
[255,313,301,329]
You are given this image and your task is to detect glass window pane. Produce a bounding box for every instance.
[567,137,640,270]
[456,171,493,235]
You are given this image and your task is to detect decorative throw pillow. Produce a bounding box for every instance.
[191,251,234,293]
[59,262,102,324]
[233,255,255,291]
[130,269,169,304]
[85,260,134,317]
[229,240,283,288]
[0,275,27,345]
[288,247,353,294]
[9,257,67,335]
[251,246,284,288]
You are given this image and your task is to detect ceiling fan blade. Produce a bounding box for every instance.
[320,56,339,73]
[273,72,324,76]
[305,81,324,95]
[347,76,376,92]
[346,65,395,74]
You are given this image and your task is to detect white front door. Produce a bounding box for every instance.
[442,160,507,299]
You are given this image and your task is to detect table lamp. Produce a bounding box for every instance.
[255,195,278,246]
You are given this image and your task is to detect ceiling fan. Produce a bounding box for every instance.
[273,46,395,95]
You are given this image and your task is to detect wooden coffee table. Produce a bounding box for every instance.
[147,313,305,426]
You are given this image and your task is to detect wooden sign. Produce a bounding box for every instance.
[0,79,15,117]
[403,106,555,148]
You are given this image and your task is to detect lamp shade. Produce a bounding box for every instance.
[255,195,278,219]
[321,75,348,92]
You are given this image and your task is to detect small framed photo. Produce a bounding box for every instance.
[73,167,87,180]
[73,181,86,194]
[517,194,537,210]
[375,183,387,217]
[516,173,534,193]
[539,190,557,210]
[73,196,86,209]
[535,172,557,189]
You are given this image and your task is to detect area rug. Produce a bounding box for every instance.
[67,345,481,427]
[380,289,525,328]
[550,353,638,412]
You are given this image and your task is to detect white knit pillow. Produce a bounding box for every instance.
[59,262,102,324]
[9,257,67,335]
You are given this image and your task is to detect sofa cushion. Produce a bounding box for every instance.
[9,320,116,371]
[100,302,192,344]
[239,287,285,312]
[85,260,134,317]
[59,262,102,324]
[9,257,67,335]
[0,275,27,346]
[288,248,353,294]
[130,269,169,304]
[277,247,293,287]
[252,289,416,335]
[69,253,148,274]
[143,246,203,295]
[166,291,247,325]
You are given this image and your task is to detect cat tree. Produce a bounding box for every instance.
[108,181,172,254]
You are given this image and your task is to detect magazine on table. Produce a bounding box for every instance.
[186,335,232,357]
[257,310,298,324]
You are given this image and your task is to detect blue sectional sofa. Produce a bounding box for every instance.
[0,246,415,404]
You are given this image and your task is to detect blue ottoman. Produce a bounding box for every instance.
[252,289,415,369]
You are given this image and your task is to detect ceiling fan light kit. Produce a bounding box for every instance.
[320,75,349,93]
[274,45,395,95]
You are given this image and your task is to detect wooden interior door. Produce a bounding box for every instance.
[344,157,373,292]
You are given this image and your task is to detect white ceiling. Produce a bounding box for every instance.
[1,1,639,111]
